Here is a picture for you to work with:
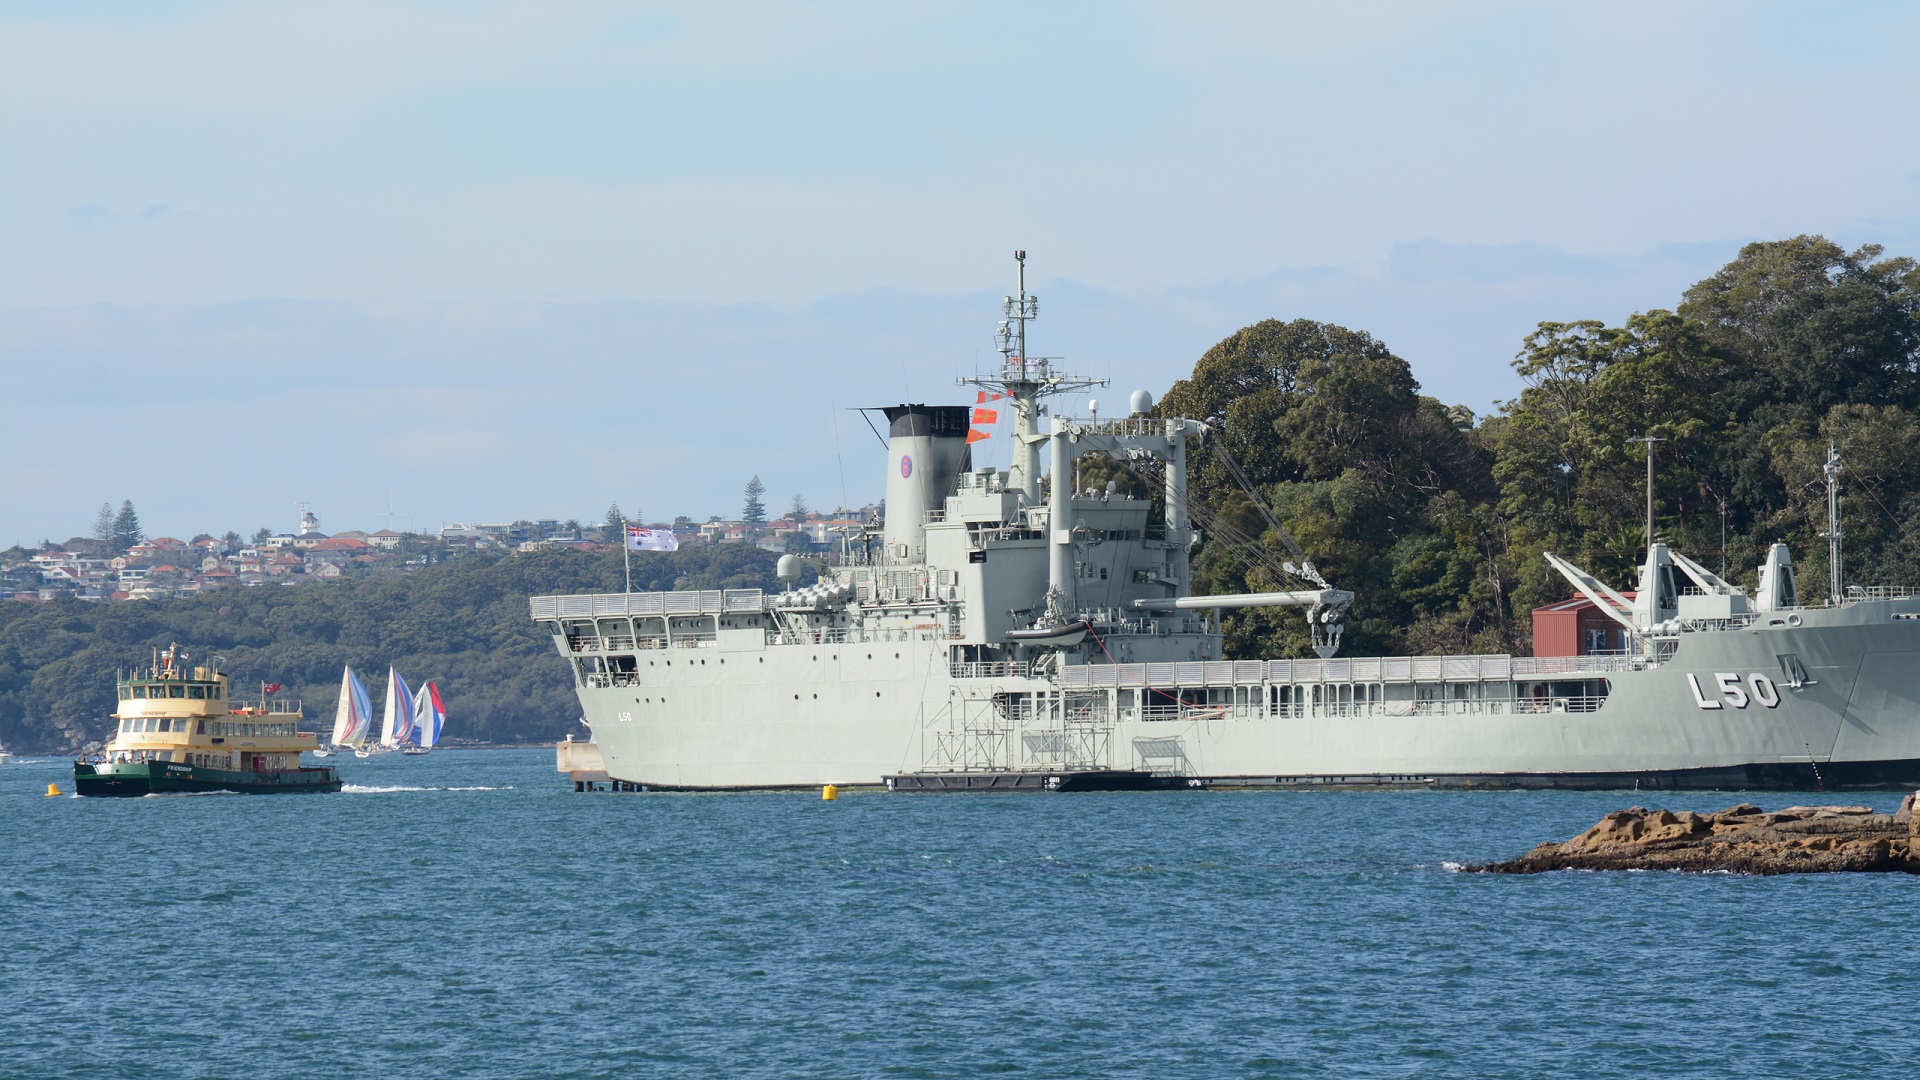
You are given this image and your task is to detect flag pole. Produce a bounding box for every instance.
[621,513,632,595]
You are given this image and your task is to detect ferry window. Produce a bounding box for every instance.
[132,685,147,699]
[119,719,130,733]
[210,684,222,699]
[118,686,131,700]
[188,686,205,699]
[169,685,186,698]
[197,721,207,734]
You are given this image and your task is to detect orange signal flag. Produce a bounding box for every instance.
[976,390,1003,404]
[965,428,991,444]
[972,407,999,424]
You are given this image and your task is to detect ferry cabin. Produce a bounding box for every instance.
[106,667,316,771]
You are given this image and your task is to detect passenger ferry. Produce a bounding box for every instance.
[73,645,342,796]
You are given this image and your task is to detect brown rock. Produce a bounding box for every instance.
[1472,801,1920,876]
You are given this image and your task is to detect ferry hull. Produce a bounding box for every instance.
[73,760,342,796]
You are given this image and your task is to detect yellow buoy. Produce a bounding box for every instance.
[46,782,62,797]
[822,784,838,801]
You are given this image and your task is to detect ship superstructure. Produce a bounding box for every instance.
[533,256,1920,792]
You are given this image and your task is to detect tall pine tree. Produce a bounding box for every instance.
[92,502,116,553]
[742,476,767,536]
[111,501,143,553]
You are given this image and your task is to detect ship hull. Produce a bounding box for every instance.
[567,599,1920,792]
[73,760,342,796]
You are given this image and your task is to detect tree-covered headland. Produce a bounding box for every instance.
[1149,235,1919,661]
[0,544,788,753]
[2,235,1914,753]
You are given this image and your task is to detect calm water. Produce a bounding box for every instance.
[2,749,1915,1078]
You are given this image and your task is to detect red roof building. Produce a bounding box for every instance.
[1530,593,1637,658]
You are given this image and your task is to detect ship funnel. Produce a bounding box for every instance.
[1755,543,1798,612]
[880,404,972,563]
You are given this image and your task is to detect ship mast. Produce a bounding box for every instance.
[959,250,1106,503]
[1820,444,1843,606]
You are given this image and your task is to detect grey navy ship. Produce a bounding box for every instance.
[533,253,1920,792]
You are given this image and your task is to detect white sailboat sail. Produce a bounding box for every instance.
[331,666,374,747]
[411,681,446,749]
[380,666,416,748]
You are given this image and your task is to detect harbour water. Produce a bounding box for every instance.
[3,749,1916,1077]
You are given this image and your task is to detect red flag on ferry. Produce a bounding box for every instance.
[972,407,998,424]
[976,390,1003,404]
[965,429,990,444]
[262,683,283,694]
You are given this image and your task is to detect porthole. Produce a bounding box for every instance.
[812,693,818,699]
[793,694,799,700]
[875,692,881,698]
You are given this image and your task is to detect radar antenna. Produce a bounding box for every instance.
[958,250,1106,503]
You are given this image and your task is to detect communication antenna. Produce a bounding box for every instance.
[1629,435,1666,544]
[958,251,1106,503]
[1820,444,1843,606]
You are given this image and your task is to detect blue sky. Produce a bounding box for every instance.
[4,1,1918,545]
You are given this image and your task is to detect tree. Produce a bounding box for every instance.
[603,502,625,543]
[111,501,143,552]
[251,527,272,546]
[222,531,241,552]
[92,503,116,554]
[742,476,767,535]
[787,494,811,521]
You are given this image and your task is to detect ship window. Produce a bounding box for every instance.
[197,721,207,734]
[188,686,205,699]
[169,685,186,698]
[211,685,222,699]
[132,685,147,699]
[118,686,131,700]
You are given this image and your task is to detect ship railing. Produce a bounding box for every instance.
[1846,585,1918,602]
[1677,614,1760,633]
[532,589,766,620]
[228,699,304,715]
[1127,696,1610,721]
[924,509,947,523]
[775,626,943,646]
[671,633,717,648]
[1056,653,1625,689]
[950,661,1032,680]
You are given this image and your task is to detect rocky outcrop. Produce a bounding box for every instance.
[1475,794,1920,875]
